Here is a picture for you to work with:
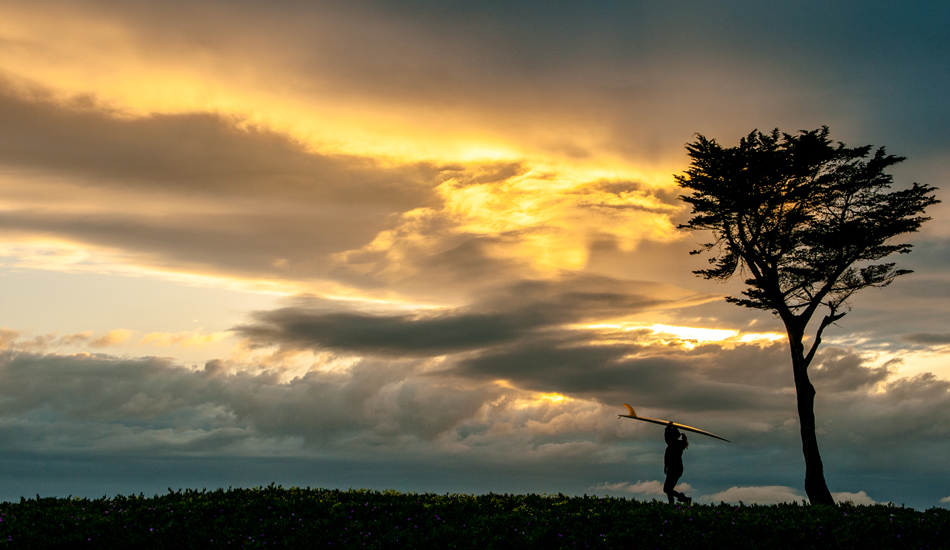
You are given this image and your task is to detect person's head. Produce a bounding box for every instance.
[664,423,680,444]
[681,433,689,449]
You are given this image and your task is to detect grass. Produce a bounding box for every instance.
[0,485,947,549]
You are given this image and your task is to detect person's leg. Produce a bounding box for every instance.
[663,469,682,504]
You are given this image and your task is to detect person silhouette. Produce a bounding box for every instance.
[663,422,692,505]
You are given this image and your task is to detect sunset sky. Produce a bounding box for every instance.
[1,0,948,508]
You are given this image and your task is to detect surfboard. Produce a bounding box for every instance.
[619,404,730,442]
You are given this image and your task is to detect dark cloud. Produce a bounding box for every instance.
[235,297,889,429]
[903,333,950,346]
[0,209,380,279]
[319,0,950,159]
[14,0,949,171]
[452,336,795,418]
[0,328,943,501]
[816,371,950,483]
[810,347,895,393]
[232,277,907,426]
[326,223,534,299]
[1,319,947,507]
[0,351,212,422]
[237,309,524,357]
[694,341,790,388]
[0,349,498,451]
[0,82,438,207]
[234,276,695,356]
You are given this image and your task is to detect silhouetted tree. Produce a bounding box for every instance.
[676,127,939,505]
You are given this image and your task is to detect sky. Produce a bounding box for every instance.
[0,0,948,509]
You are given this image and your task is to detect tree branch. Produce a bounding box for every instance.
[803,307,847,370]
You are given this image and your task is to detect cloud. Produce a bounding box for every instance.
[6,283,943,469]
[236,308,527,358]
[0,79,692,301]
[1,329,133,350]
[0,329,21,350]
[336,172,683,282]
[809,347,894,393]
[452,337,793,416]
[941,496,950,504]
[232,281,939,430]
[234,276,707,357]
[1,0,854,172]
[0,82,449,286]
[832,491,877,506]
[820,371,950,444]
[701,486,805,505]
[0,329,112,353]
[227,291,950,496]
[903,333,950,346]
[0,321,947,508]
[90,329,133,348]
[139,330,230,349]
[0,343,620,457]
[56,331,94,347]
[0,82,437,209]
[0,326,770,459]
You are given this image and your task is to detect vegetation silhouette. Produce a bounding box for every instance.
[3,486,948,548]
[676,127,939,505]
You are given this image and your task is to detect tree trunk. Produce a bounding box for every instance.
[788,330,836,505]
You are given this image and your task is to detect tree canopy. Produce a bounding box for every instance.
[677,127,938,329]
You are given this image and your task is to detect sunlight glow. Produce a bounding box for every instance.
[139,330,232,349]
[337,169,683,276]
[569,322,786,350]
[437,170,681,272]
[647,324,738,342]
[539,393,571,403]
[739,333,786,343]
[868,349,950,381]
